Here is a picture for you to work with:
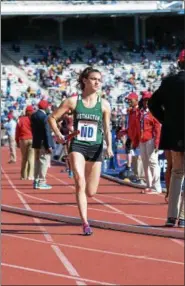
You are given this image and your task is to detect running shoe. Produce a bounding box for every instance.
[33,180,39,189]
[178,219,185,228]
[60,168,69,173]
[141,188,161,194]
[68,170,73,178]
[130,177,145,185]
[165,217,176,227]
[38,183,52,190]
[83,223,93,236]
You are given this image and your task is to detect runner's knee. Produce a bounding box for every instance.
[86,188,96,197]
[74,172,86,190]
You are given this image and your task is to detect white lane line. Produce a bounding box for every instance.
[48,173,75,189]
[15,188,166,221]
[76,281,86,286]
[1,263,115,285]
[2,168,84,285]
[48,173,145,225]
[171,239,184,247]
[48,173,184,247]
[127,213,165,221]
[6,186,166,221]
[97,193,163,205]
[48,175,143,224]
[13,189,119,215]
[51,245,79,277]
[16,192,59,204]
[2,233,184,266]
[94,198,184,247]
[93,197,146,225]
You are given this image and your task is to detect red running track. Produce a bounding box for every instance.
[2,147,184,285]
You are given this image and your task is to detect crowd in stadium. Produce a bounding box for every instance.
[1,39,179,126]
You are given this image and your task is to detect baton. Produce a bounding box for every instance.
[56,130,80,145]
[64,130,80,143]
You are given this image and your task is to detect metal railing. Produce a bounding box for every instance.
[2,0,119,4]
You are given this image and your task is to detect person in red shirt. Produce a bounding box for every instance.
[138,91,162,194]
[16,105,35,180]
[117,93,140,172]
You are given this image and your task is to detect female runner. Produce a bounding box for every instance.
[48,67,113,235]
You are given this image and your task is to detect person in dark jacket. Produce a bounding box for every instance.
[148,49,185,228]
[31,100,54,190]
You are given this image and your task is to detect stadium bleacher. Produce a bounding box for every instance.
[1,0,183,152]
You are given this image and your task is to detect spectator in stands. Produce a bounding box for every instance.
[31,100,54,190]
[148,49,185,227]
[16,105,35,180]
[137,91,162,194]
[6,77,11,96]
[4,114,17,163]
[111,107,117,129]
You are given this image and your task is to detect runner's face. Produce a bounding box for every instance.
[84,72,102,92]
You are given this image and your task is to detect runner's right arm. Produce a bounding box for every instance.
[48,97,76,143]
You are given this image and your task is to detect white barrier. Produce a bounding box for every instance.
[2,204,184,239]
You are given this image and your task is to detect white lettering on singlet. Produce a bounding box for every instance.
[76,114,100,121]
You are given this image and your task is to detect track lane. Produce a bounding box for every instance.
[2,147,184,285]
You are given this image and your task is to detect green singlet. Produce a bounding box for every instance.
[72,94,103,146]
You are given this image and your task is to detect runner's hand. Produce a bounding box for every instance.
[106,147,114,159]
[56,133,65,144]
[46,147,53,154]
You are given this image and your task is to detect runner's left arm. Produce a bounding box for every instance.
[102,99,114,158]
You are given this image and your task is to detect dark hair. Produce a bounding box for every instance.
[78,67,101,90]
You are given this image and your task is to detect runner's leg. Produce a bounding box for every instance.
[85,161,102,197]
[69,152,88,224]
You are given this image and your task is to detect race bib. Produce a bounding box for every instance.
[77,120,97,142]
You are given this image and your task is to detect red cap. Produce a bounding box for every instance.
[127,92,138,101]
[38,100,49,110]
[26,105,34,112]
[142,91,152,100]
[7,114,14,120]
[178,50,185,63]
